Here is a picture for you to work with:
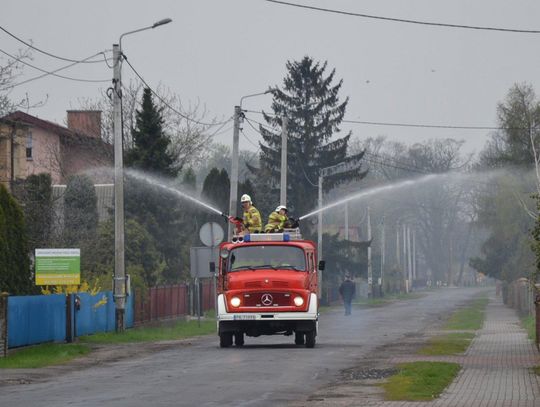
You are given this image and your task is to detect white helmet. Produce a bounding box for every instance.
[240,194,252,203]
[275,205,287,212]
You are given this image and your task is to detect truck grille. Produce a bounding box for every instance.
[242,292,291,307]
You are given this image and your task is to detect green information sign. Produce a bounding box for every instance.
[35,248,80,285]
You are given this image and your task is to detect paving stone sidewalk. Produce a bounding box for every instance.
[380,295,540,407]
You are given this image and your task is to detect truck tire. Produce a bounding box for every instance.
[234,332,244,346]
[219,332,233,348]
[294,332,305,345]
[305,330,316,348]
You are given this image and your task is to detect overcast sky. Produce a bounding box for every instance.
[3,0,540,156]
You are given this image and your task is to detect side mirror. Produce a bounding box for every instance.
[318,260,325,271]
[209,262,216,273]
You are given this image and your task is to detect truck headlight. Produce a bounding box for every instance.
[230,296,241,307]
[293,296,304,307]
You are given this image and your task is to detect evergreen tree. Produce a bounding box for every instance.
[201,168,230,213]
[0,184,33,294]
[124,88,194,283]
[256,56,366,218]
[125,87,178,177]
[182,167,197,190]
[63,175,98,246]
[21,173,53,251]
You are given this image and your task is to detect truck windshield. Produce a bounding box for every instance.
[229,245,306,272]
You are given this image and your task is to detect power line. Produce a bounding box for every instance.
[0,48,109,83]
[342,119,504,131]
[240,128,260,149]
[263,0,540,34]
[122,54,231,128]
[0,25,110,63]
[243,109,511,132]
[0,51,110,91]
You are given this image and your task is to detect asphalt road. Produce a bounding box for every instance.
[0,287,488,406]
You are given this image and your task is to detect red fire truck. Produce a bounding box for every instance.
[215,229,323,348]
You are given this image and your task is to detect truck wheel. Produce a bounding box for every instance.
[305,330,316,348]
[294,332,305,345]
[234,332,244,346]
[219,332,233,348]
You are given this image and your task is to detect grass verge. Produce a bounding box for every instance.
[418,332,475,356]
[382,361,461,401]
[521,315,536,342]
[79,319,216,344]
[444,298,488,330]
[0,343,90,369]
[533,366,540,376]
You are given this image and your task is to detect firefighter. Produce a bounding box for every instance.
[265,205,288,232]
[241,194,262,233]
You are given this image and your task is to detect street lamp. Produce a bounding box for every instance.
[227,90,272,239]
[112,18,172,332]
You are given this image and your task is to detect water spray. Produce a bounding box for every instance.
[299,174,440,220]
[126,170,225,215]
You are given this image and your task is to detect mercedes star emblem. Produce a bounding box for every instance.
[261,293,273,306]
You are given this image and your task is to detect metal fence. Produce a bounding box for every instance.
[503,278,535,316]
[4,291,134,351]
[134,280,216,325]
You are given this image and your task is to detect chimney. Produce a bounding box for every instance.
[67,110,102,138]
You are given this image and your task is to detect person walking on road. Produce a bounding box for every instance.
[339,275,356,316]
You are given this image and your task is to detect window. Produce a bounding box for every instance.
[228,245,306,272]
[26,132,33,160]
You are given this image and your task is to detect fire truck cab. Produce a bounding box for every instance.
[216,229,322,348]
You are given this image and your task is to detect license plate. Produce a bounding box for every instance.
[233,314,256,320]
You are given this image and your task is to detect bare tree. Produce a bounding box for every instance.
[0,47,46,116]
[76,81,221,173]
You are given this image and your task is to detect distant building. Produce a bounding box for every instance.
[0,110,112,189]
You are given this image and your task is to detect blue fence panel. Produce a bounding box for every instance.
[75,292,112,336]
[126,294,134,328]
[75,291,134,336]
[8,294,66,348]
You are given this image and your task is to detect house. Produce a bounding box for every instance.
[0,110,112,189]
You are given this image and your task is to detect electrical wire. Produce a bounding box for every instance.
[0,25,110,63]
[122,54,231,128]
[0,51,111,90]
[240,128,260,149]
[0,48,109,83]
[243,109,514,132]
[342,119,506,131]
[263,0,540,34]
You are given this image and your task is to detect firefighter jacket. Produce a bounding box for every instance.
[264,211,288,232]
[243,205,262,233]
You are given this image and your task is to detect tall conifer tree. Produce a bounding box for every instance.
[257,56,365,217]
[125,87,178,177]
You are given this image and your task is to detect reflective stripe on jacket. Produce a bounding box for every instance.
[243,205,262,233]
[264,211,287,232]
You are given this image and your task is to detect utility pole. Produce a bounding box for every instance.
[280,116,288,206]
[112,43,126,332]
[228,105,241,240]
[396,221,400,268]
[344,202,349,240]
[407,226,413,289]
[111,18,172,333]
[412,229,416,280]
[401,224,409,293]
[317,174,323,299]
[380,216,385,296]
[367,206,372,298]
